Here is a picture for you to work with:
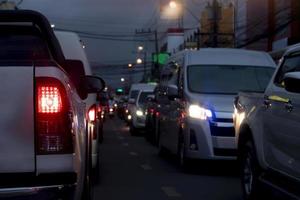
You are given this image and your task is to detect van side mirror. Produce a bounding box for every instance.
[85,75,105,94]
[284,72,300,93]
[167,84,179,100]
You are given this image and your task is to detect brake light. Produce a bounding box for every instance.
[88,106,96,122]
[35,78,73,155]
[38,86,63,113]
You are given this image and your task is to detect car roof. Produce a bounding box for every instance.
[55,30,92,75]
[170,48,276,68]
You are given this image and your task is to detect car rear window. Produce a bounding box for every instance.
[0,35,50,60]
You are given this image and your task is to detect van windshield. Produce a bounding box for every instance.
[130,90,139,100]
[187,65,274,94]
[138,92,153,107]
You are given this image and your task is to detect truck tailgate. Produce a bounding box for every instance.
[0,66,35,173]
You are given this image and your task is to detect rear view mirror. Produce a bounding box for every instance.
[284,72,300,93]
[167,84,179,100]
[85,75,105,94]
[146,95,155,102]
[64,59,87,99]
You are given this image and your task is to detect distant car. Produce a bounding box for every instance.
[235,45,300,199]
[0,10,104,200]
[129,85,156,135]
[55,30,102,170]
[157,48,276,168]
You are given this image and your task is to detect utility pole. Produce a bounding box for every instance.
[212,0,220,47]
[135,28,160,81]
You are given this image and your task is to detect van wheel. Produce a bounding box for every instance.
[240,141,262,200]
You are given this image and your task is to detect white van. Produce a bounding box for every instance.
[157,48,276,167]
[128,84,156,134]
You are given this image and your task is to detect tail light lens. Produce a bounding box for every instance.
[88,106,96,122]
[36,78,73,155]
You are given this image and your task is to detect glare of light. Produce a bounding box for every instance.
[104,87,108,91]
[128,115,132,120]
[128,63,133,68]
[136,110,143,116]
[82,45,86,49]
[121,78,125,82]
[136,58,143,64]
[51,24,55,28]
[109,108,113,112]
[138,46,144,51]
[188,105,212,120]
[169,1,177,9]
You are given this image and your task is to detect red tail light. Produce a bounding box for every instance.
[88,106,96,122]
[38,86,63,113]
[35,78,73,155]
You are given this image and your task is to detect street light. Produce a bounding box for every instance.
[138,46,144,51]
[128,63,133,68]
[121,78,125,82]
[136,58,143,64]
[169,1,178,9]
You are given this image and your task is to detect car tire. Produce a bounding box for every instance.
[240,140,263,200]
[130,123,138,136]
[154,119,160,147]
[177,133,189,171]
[81,135,94,200]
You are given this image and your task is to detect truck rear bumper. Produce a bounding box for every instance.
[0,172,77,199]
[0,184,76,199]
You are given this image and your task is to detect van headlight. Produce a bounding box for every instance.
[188,105,212,120]
[136,110,144,116]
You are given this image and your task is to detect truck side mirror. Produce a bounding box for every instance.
[64,59,87,99]
[284,72,300,93]
[85,75,105,94]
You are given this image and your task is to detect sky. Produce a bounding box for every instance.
[18,0,208,87]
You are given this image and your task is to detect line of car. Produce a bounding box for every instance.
[120,47,299,199]
[0,10,105,200]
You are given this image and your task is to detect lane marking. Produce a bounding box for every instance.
[161,186,182,198]
[140,164,152,170]
[129,152,138,156]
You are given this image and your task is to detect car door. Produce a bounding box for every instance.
[263,54,300,179]
[167,62,183,154]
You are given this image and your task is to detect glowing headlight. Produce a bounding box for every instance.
[136,110,144,116]
[188,105,212,120]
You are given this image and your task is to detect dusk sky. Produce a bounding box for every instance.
[19,0,208,87]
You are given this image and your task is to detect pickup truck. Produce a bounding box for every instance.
[0,10,104,200]
[234,44,300,199]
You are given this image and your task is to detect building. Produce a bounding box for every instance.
[200,1,235,48]
[244,0,300,52]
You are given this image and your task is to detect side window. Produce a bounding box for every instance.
[274,55,300,86]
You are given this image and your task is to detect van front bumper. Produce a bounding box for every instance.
[184,117,237,160]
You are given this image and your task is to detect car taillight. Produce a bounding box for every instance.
[35,78,73,155]
[88,106,96,122]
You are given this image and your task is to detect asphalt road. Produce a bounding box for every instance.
[93,117,242,200]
